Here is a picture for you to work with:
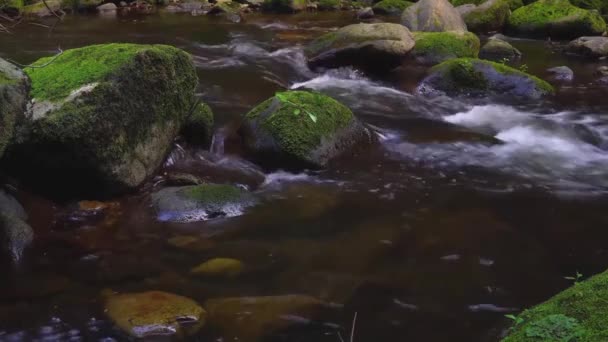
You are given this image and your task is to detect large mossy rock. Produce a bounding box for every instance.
[506,0,606,39]
[0,58,28,159]
[479,38,522,61]
[151,184,257,222]
[417,58,554,100]
[239,91,373,168]
[205,295,328,341]
[105,291,206,339]
[566,36,608,58]
[461,0,511,33]
[9,44,201,195]
[502,269,608,342]
[372,0,413,15]
[401,0,468,33]
[410,31,480,65]
[305,23,415,71]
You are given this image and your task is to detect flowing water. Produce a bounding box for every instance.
[2,12,608,342]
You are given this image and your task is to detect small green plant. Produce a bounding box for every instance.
[564,271,583,285]
[499,57,510,65]
[275,92,318,123]
[505,314,525,326]
[519,64,529,72]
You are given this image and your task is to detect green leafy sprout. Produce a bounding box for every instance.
[275,92,318,123]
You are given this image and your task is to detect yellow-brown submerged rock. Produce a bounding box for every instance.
[190,258,244,277]
[105,290,206,339]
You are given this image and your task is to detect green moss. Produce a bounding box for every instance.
[182,184,246,205]
[372,0,413,15]
[502,269,608,341]
[182,102,214,146]
[464,0,511,32]
[25,44,161,102]
[0,72,14,85]
[412,32,480,64]
[507,0,606,37]
[318,0,339,9]
[245,91,354,160]
[430,58,554,94]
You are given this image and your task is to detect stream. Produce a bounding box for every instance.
[2,12,608,341]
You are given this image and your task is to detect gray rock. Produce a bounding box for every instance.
[596,66,608,76]
[479,38,522,61]
[547,66,574,82]
[97,3,118,11]
[401,0,467,33]
[566,36,608,58]
[0,191,32,264]
[151,184,256,222]
[305,23,415,71]
[357,7,374,19]
[456,3,476,16]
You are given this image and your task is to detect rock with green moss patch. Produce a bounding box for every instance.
[305,23,415,71]
[506,0,606,39]
[0,58,28,160]
[151,184,256,222]
[417,58,554,100]
[453,0,521,10]
[191,258,244,277]
[411,31,480,65]
[401,0,468,33]
[461,0,511,33]
[208,0,243,22]
[318,0,339,10]
[566,36,608,58]
[105,291,206,339]
[205,295,328,341]
[0,0,24,15]
[239,91,373,168]
[501,269,608,341]
[262,0,306,12]
[372,0,413,15]
[479,38,521,61]
[22,0,62,17]
[181,102,214,146]
[8,44,199,195]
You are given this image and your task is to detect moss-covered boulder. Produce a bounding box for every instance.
[8,44,202,195]
[502,269,608,342]
[105,291,206,339]
[239,91,373,168]
[182,102,214,146]
[22,0,62,17]
[417,58,554,100]
[506,0,606,39]
[401,0,468,33]
[0,58,28,160]
[191,258,244,277]
[372,0,413,15]
[205,295,328,341]
[566,36,608,58]
[305,23,415,71]
[461,0,511,33]
[479,38,522,61]
[0,0,24,16]
[151,184,256,222]
[262,0,306,12]
[0,190,32,265]
[410,31,480,65]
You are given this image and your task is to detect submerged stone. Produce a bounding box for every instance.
[502,269,608,342]
[401,0,467,33]
[305,23,415,72]
[151,184,256,222]
[239,91,374,168]
[105,291,206,339]
[205,295,328,341]
[0,58,28,160]
[191,257,244,277]
[9,44,203,195]
[410,31,480,65]
[417,58,554,100]
[506,0,606,39]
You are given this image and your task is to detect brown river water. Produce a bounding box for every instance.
[2,11,608,342]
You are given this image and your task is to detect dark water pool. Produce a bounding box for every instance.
[2,12,608,342]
